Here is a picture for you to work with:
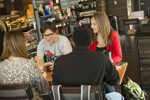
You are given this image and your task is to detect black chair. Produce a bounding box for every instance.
[123,19,139,51]
[0,83,33,100]
[46,85,103,100]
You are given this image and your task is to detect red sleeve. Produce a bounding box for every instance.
[107,31,122,63]
[89,39,97,51]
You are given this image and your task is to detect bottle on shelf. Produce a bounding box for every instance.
[45,5,51,15]
[39,4,45,16]
[47,1,53,9]
[27,10,32,19]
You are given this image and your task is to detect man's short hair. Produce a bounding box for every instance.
[73,27,92,47]
[40,22,56,34]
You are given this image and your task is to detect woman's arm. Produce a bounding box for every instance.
[108,31,122,63]
[29,61,49,94]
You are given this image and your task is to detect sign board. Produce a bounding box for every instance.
[69,0,78,7]
[35,0,45,8]
[59,0,69,10]
[35,0,46,16]
[59,0,78,10]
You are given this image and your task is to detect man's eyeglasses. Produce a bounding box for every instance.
[43,33,54,38]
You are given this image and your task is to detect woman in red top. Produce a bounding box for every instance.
[89,12,122,63]
[90,12,122,93]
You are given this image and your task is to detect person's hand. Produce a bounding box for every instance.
[44,62,54,72]
[48,62,54,71]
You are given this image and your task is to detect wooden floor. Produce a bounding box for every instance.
[115,35,150,99]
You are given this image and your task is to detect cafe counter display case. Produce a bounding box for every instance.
[0,14,33,31]
[0,14,38,61]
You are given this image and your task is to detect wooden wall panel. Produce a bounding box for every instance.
[97,0,106,12]
[105,0,128,34]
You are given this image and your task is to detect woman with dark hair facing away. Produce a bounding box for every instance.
[89,12,122,93]
[0,31,49,100]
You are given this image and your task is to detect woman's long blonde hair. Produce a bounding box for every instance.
[92,12,115,46]
[0,31,29,61]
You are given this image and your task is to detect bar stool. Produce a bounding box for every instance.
[123,19,139,52]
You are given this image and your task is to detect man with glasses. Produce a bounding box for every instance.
[37,22,72,71]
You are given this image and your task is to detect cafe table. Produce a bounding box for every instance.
[43,62,128,85]
[113,62,128,85]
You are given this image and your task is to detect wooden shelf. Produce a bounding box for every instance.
[69,17,76,22]
[75,8,96,12]
[79,0,96,4]
[28,48,37,54]
[28,18,35,22]
[77,15,92,20]
[55,19,69,24]
[82,23,91,26]
[53,3,59,6]
[40,14,54,19]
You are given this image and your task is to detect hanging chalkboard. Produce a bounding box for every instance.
[59,0,78,10]
[59,0,69,10]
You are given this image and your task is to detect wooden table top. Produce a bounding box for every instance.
[44,62,128,85]
[139,17,150,21]
[114,62,128,84]
[45,71,53,84]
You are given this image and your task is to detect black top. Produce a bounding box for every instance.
[52,46,120,99]
[96,46,106,52]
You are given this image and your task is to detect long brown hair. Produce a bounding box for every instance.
[92,12,115,46]
[0,25,4,32]
[0,30,29,61]
[0,19,6,32]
